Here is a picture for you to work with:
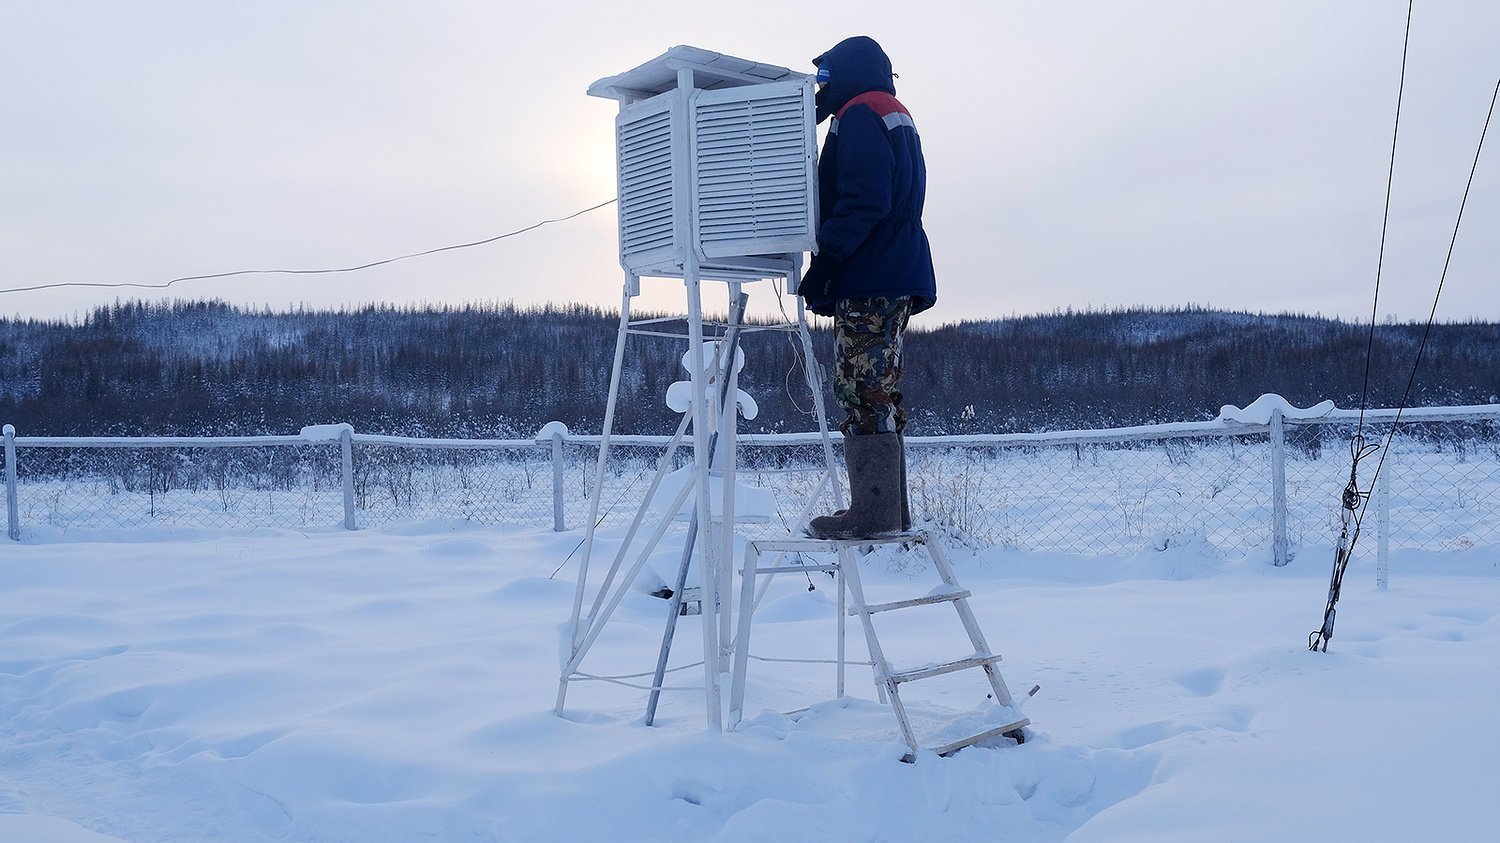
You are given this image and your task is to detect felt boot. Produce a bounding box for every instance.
[806,432,904,539]
[825,431,911,531]
[898,432,911,531]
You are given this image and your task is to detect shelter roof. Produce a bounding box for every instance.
[587,45,806,103]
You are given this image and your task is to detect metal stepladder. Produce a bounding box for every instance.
[728,531,1032,762]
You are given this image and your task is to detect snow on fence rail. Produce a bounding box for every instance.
[3,404,1499,563]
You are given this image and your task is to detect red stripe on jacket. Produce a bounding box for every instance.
[836,91,910,121]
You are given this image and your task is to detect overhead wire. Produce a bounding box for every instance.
[1311,5,1498,650]
[1362,75,1499,477]
[0,199,618,297]
[1343,73,1498,541]
[1310,0,1415,654]
[1355,1,1414,437]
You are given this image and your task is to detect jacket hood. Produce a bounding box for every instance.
[811,36,896,123]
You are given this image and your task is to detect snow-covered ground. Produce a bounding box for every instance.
[1,521,1496,841]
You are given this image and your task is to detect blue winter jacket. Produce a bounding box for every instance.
[804,36,936,317]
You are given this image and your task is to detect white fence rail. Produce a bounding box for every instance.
[4,406,1499,562]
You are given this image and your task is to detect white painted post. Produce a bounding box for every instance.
[340,426,356,530]
[1269,408,1289,566]
[4,424,18,541]
[687,272,722,731]
[717,285,744,679]
[675,63,722,732]
[1376,449,1391,591]
[551,428,566,532]
[557,288,632,717]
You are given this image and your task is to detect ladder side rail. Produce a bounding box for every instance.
[925,538,1020,708]
[729,543,846,727]
[837,556,846,699]
[728,539,763,727]
[839,545,913,748]
[727,548,790,650]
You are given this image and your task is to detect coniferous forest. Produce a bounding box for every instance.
[1,300,1496,438]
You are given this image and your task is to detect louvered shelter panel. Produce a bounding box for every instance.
[616,93,681,274]
[692,81,818,260]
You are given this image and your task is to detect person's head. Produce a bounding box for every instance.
[810,36,895,123]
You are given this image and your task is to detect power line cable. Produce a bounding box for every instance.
[1356,0,1413,436]
[1312,70,1498,653]
[0,199,618,297]
[1310,0,1413,654]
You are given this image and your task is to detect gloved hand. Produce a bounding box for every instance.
[798,253,836,300]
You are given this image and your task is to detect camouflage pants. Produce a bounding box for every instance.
[833,296,912,435]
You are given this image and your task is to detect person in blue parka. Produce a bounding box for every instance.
[800,36,935,540]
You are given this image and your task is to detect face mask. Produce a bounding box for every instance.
[814,84,835,123]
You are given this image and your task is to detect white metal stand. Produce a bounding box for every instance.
[555,269,845,729]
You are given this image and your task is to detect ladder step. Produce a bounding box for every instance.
[856,589,971,615]
[927,717,1032,758]
[755,564,839,575]
[890,654,1000,684]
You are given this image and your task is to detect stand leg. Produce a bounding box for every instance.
[558,285,633,716]
[644,508,702,727]
[837,560,846,699]
[685,269,721,730]
[729,540,761,729]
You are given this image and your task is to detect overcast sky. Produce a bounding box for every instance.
[3,1,1496,325]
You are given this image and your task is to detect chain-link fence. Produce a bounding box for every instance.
[5,409,1499,558]
[902,435,1277,556]
[1281,417,1500,554]
[8,442,345,531]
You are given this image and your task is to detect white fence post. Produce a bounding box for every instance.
[4,424,17,541]
[535,422,570,532]
[1269,408,1289,566]
[551,430,567,532]
[1376,445,1391,591]
[340,426,356,530]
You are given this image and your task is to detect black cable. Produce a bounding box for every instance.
[549,448,650,580]
[1313,0,1412,651]
[774,277,817,419]
[1356,0,1413,436]
[0,199,618,297]
[1312,74,1499,652]
[1356,74,1500,507]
